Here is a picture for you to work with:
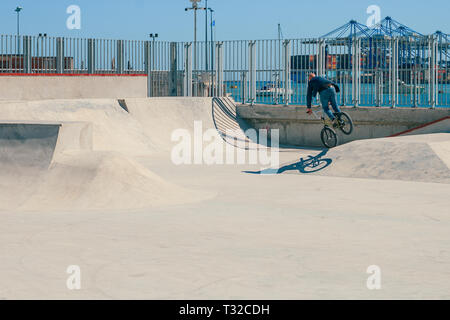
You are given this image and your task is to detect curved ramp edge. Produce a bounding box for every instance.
[212,97,272,150]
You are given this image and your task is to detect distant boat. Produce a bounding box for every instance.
[382,79,426,94]
[256,83,293,96]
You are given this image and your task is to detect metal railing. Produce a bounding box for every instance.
[1,34,449,107]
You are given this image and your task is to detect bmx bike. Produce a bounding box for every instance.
[310,108,354,148]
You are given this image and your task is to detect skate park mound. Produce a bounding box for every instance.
[125,97,216,152]
[125,97,262,152]
[0,99,153,156]
[320,133,450,183]
[0,119,213,212]
[8,151,213,212]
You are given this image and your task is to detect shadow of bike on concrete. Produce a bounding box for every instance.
[244,149,332,175]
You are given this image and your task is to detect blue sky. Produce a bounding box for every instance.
[0,0,448,41]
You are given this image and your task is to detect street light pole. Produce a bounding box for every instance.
[15,6,23,53]
[185,0,202,75]
[208,8,214,72]
[149,33,159,70]
[205,0,208,71]
[37,33,47,70]
[185,0,204,96]
[194,7,197,68]
[207,8,215,96]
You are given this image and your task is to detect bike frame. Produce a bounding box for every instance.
[310,108,333,126]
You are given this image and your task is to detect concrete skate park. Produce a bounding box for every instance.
[0,80,449,299]
[2,12,450,297]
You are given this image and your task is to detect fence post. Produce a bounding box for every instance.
[116,40,124,74]
[317,39,326,77]
[184,43,192,97]
[248,41,257,105]
[429,35,438,109]
[375,70,381,107]
[215,42,224,97]
[169,42,178,97]
[283,40,291,106]
[88,39,95,74]
[145,41,152,97]
[390,37,398,108]
[56,37,64,74]
[23,36,32,73]
[351,38,361,107]
[241,72,247,104]
[412,66,418,108]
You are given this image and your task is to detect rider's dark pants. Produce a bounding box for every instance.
[320,86,341,120]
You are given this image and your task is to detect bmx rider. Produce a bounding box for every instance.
[306,73,342,127]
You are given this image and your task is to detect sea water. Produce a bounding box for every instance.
[224,81,450,107]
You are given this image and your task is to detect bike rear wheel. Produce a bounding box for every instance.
[321,127,338,148]
[335,112,354,135]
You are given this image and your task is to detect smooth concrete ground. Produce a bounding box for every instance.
[1,149,449,299]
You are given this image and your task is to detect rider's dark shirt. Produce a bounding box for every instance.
[306,77,338,107]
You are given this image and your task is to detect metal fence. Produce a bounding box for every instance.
[1,34,449,107]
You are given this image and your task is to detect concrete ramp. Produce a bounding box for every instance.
[7,97,447,211]
[212,97,267,150]
[320,133,450,183]
[0,123,60,169]
[125,97,266,153]
[19,151,212,211]
[0,98,266,156]
[0,99,153,156]
[0,117,212,212]
[125,97,216,152]
[0,121,93,167]
[0,123,59,210]
[0,121,93,210]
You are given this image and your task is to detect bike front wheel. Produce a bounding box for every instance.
[321,127,338,148]
[336,112,354,135]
